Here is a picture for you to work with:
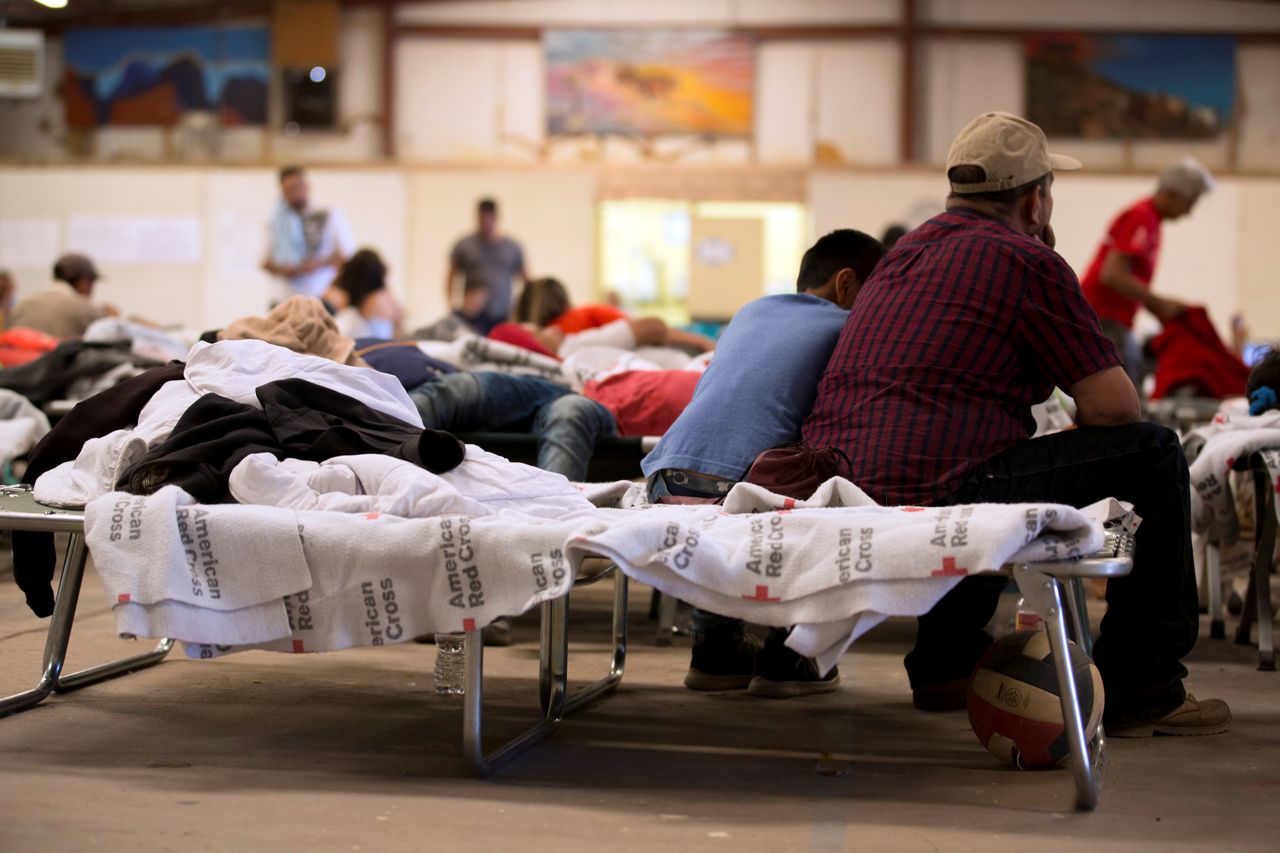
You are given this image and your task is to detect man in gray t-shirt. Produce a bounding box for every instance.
[445,198,528,334]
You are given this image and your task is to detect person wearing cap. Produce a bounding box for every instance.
[263,165,356,305]
[9,253,116,339]
[793,112,1228,737]
[1080,158,1214,385]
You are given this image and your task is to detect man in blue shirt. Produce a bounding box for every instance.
[642,229,887,697]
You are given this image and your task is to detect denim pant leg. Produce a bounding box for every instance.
[645,474,746,644]
[409,372,568,432]
[905,422,1196,720]
[531,393,616,481]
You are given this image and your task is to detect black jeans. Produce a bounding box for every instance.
[904,422,1198,724]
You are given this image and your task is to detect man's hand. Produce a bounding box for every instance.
[1147,295,1190,324]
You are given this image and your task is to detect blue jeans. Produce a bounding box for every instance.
[409,372,616,481]
[646,471,744,642]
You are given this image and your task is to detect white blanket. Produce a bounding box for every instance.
[0,388,50,467]
[228,447,595,521]
[1187,410,1280,544]
[568,478,1108,672]
[87,467,1107,671]
[86,485,593,657]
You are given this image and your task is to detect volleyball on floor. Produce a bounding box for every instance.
[966,629,1104,769]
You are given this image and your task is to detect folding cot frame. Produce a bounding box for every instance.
[0,483,1132,811]
[1201,451,1277,671]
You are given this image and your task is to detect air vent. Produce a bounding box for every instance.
[0,30,44,98]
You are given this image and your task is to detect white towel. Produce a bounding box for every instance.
[184,339,422,427]
[563,477,1105,673]
[85,486,311,645]
[1187,410,1280,544]
[114,600,290,647]
[182,510,594,657]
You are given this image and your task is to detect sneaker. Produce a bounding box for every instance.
[911,676,971,712]
[684,631,762,691]
[746,631,840,698]
[1109,693,1232,738]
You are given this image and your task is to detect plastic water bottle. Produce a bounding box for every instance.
[1014,597,1044,632]
[433,632,467,696]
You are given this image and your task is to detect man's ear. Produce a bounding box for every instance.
[834,268,860,309]
[1024,185,1047,229]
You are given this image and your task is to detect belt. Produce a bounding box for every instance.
[661,468,735,495]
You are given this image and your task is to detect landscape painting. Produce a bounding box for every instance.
[64,25,269,128]
[546,30,753,137]
[1026,34,1235,139]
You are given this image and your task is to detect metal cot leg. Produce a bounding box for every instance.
[463,568,628,776]
[1014,565,1104,811]
[1063,578,1094,657]
[0,533,172,718]
[1255,473,1276,671]
[1205,542,1226,640]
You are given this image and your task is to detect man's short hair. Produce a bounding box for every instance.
[279,164,305,182]
[478,198,498,215]
[797,229,887,293]
[947,166,1049,206]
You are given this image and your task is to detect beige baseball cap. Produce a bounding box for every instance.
[946,112,1081,194]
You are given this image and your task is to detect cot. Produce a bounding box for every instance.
[0,483,1132,810]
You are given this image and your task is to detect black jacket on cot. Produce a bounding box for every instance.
[0,340,160,408]
[12,362,187,617]
[116,377,466,503]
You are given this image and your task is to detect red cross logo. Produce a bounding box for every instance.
[931,557,968,577]
[364,512,381,521]
[742,585,781,602]
[782,498,796,510]
[292,640,306,653]
[900,506,926,513]
[463,617,477,632]
[117,593,131,604]
[1226,457,1236,473]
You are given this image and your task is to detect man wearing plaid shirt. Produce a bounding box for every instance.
[800,112,1229,737]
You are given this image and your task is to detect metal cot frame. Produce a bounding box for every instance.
[0,484,1130,810]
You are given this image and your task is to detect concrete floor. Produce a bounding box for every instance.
[1,557,1277,852]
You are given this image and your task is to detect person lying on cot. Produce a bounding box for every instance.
[772,112,1229,736]
[639,228,888,698]
[324,248,406,341]
[511,277,716,357]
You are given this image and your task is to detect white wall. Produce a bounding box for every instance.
[3,165,1278,341]
[810,170,1279,339]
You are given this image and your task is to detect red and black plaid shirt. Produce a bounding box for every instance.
[802,208,1120,506]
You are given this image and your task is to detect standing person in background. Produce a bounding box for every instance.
[263,165,356,305]
[445,198,528,335]
[10,253,115,338]
[0,270,15,328]
[1080,158,1213,386]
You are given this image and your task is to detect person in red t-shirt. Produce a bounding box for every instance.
[1080,159,1213,383]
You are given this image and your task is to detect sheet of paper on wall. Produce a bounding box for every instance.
[0,218,61,269]
[215,209,271,282]
[66,215,203,266]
